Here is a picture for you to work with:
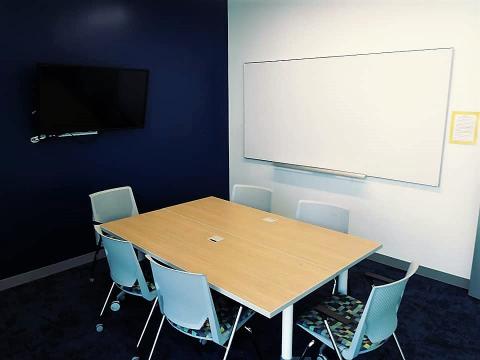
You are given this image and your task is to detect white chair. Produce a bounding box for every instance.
[136,255,256,360]
[231,184,273,212]
[297,262,419,360]
[296,200,350,293]
[89,186,139,282]
[93,226,156,333]
[296,200,349,233]
[90,186,139,225]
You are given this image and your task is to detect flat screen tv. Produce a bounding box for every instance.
[35,64,149,134]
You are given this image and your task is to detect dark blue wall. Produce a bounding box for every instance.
[0,0,229,279]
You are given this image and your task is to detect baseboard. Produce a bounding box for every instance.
[0,249,105,292]
[369,253,470,289]
[0,249,469,292]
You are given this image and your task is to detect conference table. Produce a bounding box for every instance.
[102,196,381,359]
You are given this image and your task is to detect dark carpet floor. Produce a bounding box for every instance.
[1,259,479,360]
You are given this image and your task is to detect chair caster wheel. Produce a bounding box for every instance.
[132,357,140,360]
[89,277,95,283]
[110,300,120,311]
[96,323,104,332]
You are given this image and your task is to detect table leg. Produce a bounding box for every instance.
[281,305,293,360]
[338,270,349,295]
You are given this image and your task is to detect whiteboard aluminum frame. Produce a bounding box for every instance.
[243,47,454,187]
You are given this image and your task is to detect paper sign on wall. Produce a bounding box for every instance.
[450,112,479,145]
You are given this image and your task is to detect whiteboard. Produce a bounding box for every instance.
[244,49,453,186]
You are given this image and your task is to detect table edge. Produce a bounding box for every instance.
[101,225,381,318]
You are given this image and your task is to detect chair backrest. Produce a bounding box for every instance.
[347,262,419,358]
[296,200,349,233]
[146,255,222,343]
[89,186,139,223]
[94,225,150,297]
[231,184,273,212]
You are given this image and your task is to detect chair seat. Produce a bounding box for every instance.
[117,258,156,296]
[169,293,255,341]
[118,280,156,294]
[297,294,383,353]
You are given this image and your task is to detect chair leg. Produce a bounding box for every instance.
[299,340,315,360]
[393,332,406,360]
[116,290,126,301]
[324,320,343,360]
[135,297,158,353]
[244,326,263,360]
[110,289,126,312]
[147,314,166,360]
[89,240,103,283]
[332,278,337,294]
[318,343,328,360]
[222,306,243,360]
[95,282,116,332]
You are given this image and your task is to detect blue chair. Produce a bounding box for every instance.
[89,186,139,282]
[93,225,156,333]
[138,255,256,360]
[296,200,350,294]
[296,262,419,360]
[231,184,273,212]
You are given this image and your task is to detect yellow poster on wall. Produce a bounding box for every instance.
[449,111,479,145]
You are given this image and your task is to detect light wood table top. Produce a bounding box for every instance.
[102,196,381,318]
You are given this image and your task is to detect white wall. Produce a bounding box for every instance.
[228,0,480,279]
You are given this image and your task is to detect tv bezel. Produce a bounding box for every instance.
[34,63,150,135]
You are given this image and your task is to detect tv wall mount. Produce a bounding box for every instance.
[30,131,98,143]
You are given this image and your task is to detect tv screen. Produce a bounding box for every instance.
[35,64,149,134]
